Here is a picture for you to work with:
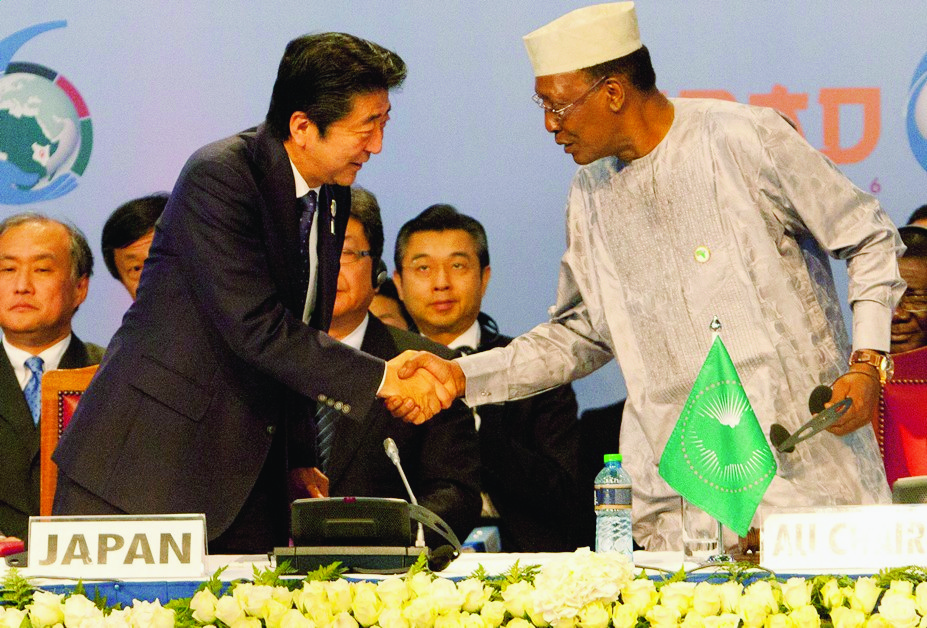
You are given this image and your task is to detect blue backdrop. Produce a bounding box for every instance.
[1,1,925,410]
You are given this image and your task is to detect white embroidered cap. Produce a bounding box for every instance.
[523,2,642,77]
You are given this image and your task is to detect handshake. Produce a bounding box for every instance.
[376,351,467,424]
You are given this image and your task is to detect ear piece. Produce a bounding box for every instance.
[373,259,388,289]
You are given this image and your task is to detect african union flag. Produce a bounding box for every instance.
[659,334,777,536]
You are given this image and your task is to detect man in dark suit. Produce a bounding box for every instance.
[53,33,450,554]
[394,205,587,551]
[308,187,481,545]
[0,213,104,542]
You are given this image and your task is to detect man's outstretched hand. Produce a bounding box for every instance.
[379,351,466,424]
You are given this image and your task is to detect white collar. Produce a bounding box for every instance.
[289,159,321,199]
[3,334,73,389]
[446,319,481,351]
[339,314,371,351]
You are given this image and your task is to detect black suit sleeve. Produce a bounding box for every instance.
[166,147,384,417]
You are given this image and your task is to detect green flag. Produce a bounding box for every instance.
[658,335,777,536]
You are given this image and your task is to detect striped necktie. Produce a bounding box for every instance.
[299,190,318,301]
[24,356,44,425]
[315,403,338,474]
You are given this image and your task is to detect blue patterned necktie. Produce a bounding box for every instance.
[24,356,44,425]
[299,191,318,300]
[315,403,338,474]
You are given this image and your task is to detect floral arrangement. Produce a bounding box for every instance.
[3,549,927,628]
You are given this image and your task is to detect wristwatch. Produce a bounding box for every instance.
[849,349,894,384]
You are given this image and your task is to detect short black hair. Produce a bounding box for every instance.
[101,193,168,280]
[899,225,927,258]
[0,212,93,280]
[266,32,407,139]
[394,204,490,273]
[907,204,927,226]
[349,186,384,270]
[582,45,657,93]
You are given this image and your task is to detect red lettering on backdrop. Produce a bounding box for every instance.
[750,84,809,137]
[819,87,880,164]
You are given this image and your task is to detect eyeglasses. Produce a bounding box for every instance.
[340,249,372,265]
[532,76,606,121]
[898,292,927,314]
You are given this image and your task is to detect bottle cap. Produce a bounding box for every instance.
[604,453,622,463]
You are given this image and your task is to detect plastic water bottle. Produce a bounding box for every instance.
[594,453,632,557]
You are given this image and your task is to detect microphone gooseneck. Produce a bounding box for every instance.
[383,438,426,547]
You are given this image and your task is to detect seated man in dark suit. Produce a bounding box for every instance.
[307,188,481,544]
[101,193,168,300]
[394,204,587,551]
[0,213,104,542]
[891,225,927,354]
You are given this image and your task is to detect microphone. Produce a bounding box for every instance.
[808,384,833,415]
[383,438,426,548]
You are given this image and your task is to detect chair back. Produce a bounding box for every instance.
[872,346,927,487]
[39,365,99,516]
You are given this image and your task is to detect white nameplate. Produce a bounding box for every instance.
[28,514,207,579]
[762,505,927,571]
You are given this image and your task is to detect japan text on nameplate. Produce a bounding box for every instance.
[27,514,207,579]
[761,505,927,572]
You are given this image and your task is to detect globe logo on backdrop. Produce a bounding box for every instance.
[0,21,92,205]
[909,50,927,173]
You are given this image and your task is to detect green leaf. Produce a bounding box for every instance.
[195,565,229,596]
[303,561,348,582]
[0,567,36,611]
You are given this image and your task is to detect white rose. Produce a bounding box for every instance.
[0,608,28,628]
[461,611,488,628]
[867,614,893,628]
[458,578,492,613]
[691,582,722,617]
[915,583,927,618]
[279,608,316,628]
[661,582,698,616]
[408,572,435,598]
[325,579,354,614]
[765,611,795,628]
[851,578,883,616]
[378,578,411,608]
[303,598,334,628]
[622,578,659,616]
[260,598,291,626]
[428,578,465,615]
[718,582,744,614]
[28,590,66,627]
[190,589,220,623]
[506,619,534,628]
[612,602,639,628]
[738,592,771,628]
[352,582,382,627]
[230,618,263,628]
[502,581,535,619]
[646,603,682,628]
[831,607,867,628]
[273,586,295,610]
[378,607,411,628]
[295,581,327,614]
[63,593,103,626]
[103,607,133,628]
[878,592,919,628]
[890,583,915,598]
[789,605,821,628]
[705,613,743,628]
[682,612,707,628]
[578,602,611,628]
[782,578,812,611]
[215,594,247,626]
[127,599,175,628]
[233,583,275,616]
[479,600,506,628]
[746,581,780,614]
[820,579,846,611]
[331,610,360,628]
[402,596,437,628]
[434,610,464,628]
